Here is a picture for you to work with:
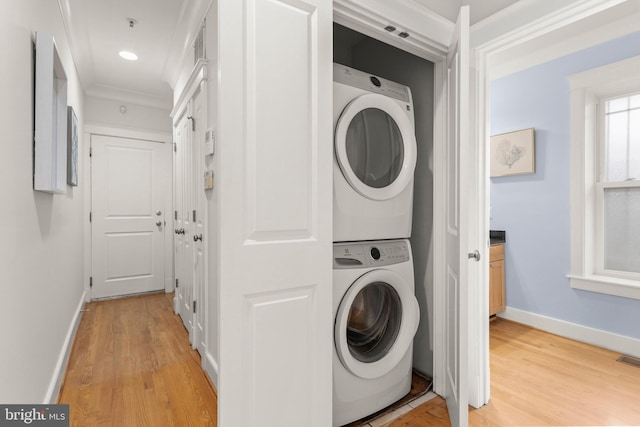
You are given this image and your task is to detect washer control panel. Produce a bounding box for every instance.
[333,240,411,269]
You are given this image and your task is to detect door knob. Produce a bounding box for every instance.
[193,234,203,242]
[180,228,185,235]
[156,220,162,227]
[468,250,481,262]
[156,210,162,216]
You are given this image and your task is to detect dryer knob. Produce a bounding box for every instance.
[370,247,381,260]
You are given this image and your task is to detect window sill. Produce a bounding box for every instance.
[568,274,640,300]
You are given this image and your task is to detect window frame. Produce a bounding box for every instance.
[568,56,640,300]
[595,93,640,281]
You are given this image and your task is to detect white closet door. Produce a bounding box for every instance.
[444,6,471,427]
[175,113,194,339]
[217,0,333,425]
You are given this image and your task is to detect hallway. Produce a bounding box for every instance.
[58,293,217,426]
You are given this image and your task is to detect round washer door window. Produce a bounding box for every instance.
[335,93,417,201]
[335,269,420,379]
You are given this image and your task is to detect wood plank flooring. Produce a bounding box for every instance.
[58,292,217,427]
[59,294,640,426]
[390,318,640,426]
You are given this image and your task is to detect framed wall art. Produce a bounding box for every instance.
[33,31,67,193]
[490,128,535,177]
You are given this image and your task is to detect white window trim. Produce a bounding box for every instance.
[568,55,640,300]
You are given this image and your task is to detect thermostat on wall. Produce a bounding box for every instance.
[205,128,215,156]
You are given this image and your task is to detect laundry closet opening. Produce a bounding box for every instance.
[333,22,436,380]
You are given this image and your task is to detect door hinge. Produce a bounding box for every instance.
[193,300,196,313]
[175,210,178,220]
[89,146,92,157]
[89,277,93,288]
[173,142,177,152]
[192,210,196,222]
[89,211,92,222]
[176,278,179,288]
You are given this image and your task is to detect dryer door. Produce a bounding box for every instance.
[335,93,417,201]
[335,269,420,379]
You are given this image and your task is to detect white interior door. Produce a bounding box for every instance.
[91,134,169,299]
[444,6,470,427]
[175,112,194,340]
[217,0,333,425]
[173,116,184,313]
[191,85,206,354]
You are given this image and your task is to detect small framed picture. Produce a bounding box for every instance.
[490,128,535,177]
[67,106,78,186]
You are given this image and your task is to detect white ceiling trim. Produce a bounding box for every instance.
[333,0,451,60]
[57,0,92,91]
[86,84,172,111]
[163,0,213,89]
[490,6,640,79]
[472,0,629,52]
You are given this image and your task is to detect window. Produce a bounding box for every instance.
[598,94,640,277]
[569,57,640,300]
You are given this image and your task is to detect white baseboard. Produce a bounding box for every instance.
[499,307,640,359]
[204,351,219,390]
[44,290,87,404]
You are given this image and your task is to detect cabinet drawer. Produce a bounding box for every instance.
[490,244,504,262]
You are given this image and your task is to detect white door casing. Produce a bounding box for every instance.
[91,134,169,299]
[216,0,333,425]
[443,6,470,427]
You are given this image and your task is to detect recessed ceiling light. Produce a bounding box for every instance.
[119,51,138,61]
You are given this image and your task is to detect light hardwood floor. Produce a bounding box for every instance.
[59,294,640,426]
[58,292,217,426]
[390,318,640,426]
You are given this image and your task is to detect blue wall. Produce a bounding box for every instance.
[490,31,640,340]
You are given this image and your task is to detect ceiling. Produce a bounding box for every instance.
[61,0,196,109]
[410,0,520,24]
[58,0,545,111]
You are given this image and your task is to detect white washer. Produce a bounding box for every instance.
[333,63,418,242]
[333,239,419,426]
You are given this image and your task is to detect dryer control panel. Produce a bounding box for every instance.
[333,63,412,104]
[333,239,411,269]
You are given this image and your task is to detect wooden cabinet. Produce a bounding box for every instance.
[489,244,505,316]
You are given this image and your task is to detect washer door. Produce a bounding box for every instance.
[335,93,417,201]
[335,269,420,379]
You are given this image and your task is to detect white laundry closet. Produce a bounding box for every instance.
[333,22,436,378]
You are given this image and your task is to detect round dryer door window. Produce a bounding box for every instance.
[335,269,420,379]
[335,93,417,201]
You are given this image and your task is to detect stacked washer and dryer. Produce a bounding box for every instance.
[332,63,421,426]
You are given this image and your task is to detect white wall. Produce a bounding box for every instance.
[84,96,172,133]
[0,1,86,403]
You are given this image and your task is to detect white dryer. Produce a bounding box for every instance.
[333,63,418,242]
[333,239,419,426]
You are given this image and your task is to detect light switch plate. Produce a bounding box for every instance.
[205,128,215,156]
